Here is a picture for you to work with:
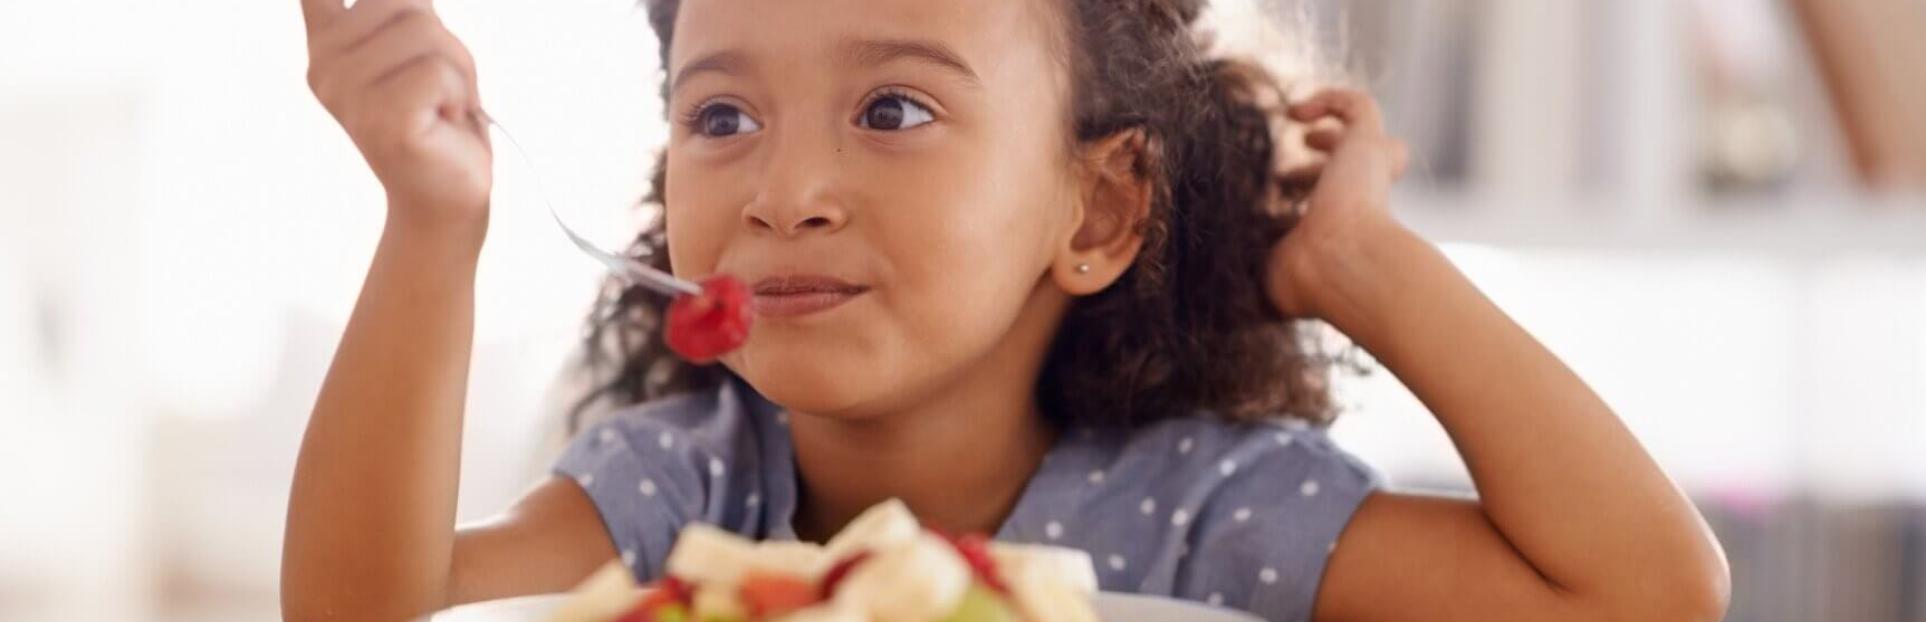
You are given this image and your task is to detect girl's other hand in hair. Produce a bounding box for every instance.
[1265,88,1412,322]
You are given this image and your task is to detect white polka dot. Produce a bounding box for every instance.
[708,458,725,477]
[658,431,674,449]
[1219,459,1238,477]
[1275,431,1294,446]
[576,473,595,488]
[1177,436,1194,454]
[745,492,762,508]
[1259,567,1279,584]
[1327,541,1338,554]
[776,411,791,426]
[1107,554,1127,571]
[621,549,637,567]
[1207,592,1224,606]
[1139,497,1157,515]
[639,479,658,497]
[1171,508,1190,526]
[598,429,619,445]
[1088,470,1106,485]
[1300,479,1321,497]
[1233,507,1252,522]
[1045,521,1064,540]
[1284,419,1310,431]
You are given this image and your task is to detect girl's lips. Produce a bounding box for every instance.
[749,275,869,318]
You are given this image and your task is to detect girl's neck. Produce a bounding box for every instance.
[787,390,1056,543]
[786,279,1069,542]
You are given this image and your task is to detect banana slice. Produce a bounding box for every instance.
[988,543,1099,595]
[832,531,971,621]
[990,544,1100,622]
[752,540,832,578]
[664,523,761,585]
[666,524,833,585]
[823,498,921,562]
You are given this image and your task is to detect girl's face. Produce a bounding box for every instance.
[663,0,1084,417]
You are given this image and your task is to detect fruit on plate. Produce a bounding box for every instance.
[544,500,1098,622]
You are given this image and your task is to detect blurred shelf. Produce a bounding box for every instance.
[1393,191,1926,257]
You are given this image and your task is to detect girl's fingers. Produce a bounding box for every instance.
[308,0,431,56]
[351,56,472,145]
[299,0,345,35]
[1288,88,1386,136]
[373,56,473,122]
[328,12,477,104]
[1304,127,1344,152]
[1277,161,1326,186]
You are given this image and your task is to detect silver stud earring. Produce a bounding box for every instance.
[1075,263,1092,274]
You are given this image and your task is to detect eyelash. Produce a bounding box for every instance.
[674,99,734,135]
[857,87,937,126]
[674,87,939,136]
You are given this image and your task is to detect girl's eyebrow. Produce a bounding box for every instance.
[670,37,982,96]
[839,38,982,88]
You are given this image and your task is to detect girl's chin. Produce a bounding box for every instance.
[743,374,876,420]
[729,346,887,418]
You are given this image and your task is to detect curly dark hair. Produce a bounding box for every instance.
[568,0,1362,433]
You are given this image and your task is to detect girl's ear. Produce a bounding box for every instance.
[1053,128,1153,296]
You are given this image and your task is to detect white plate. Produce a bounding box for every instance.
[430,592,1263,622]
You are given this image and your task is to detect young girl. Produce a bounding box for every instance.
[282,0,1732,620]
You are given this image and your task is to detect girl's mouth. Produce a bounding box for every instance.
[749,275,871,318]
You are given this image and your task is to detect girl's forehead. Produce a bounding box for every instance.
[667,0,1059,83]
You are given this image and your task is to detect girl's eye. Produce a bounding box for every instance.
[693,103,762,137]
[859,93,935,131]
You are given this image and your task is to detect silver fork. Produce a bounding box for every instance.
[483,112,702,298]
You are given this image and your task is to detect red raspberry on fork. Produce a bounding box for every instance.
[664,275,753,363]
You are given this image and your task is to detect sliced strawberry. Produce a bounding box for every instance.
[739,571,821,617]
[818,551,875,599]
[931,530,1009,595]
[664,275,752,363]
[659,576,696,604]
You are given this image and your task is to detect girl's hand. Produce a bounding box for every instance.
[1264,89,1411,321]
[301,0,491,228]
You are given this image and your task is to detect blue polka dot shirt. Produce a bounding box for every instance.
[555,379,1380,622]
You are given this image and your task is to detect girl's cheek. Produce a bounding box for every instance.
[664,181,739,272]
[665,204,728,275]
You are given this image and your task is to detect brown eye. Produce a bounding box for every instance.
[697,104,761,137]
[859,94,933,131]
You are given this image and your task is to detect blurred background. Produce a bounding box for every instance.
[2,0,1922,620]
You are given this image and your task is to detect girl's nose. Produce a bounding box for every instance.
[742,129,851,238]
[743,199,848,237]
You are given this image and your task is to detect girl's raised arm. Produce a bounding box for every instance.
[281,1,613,619]
[1269,90,1731,622]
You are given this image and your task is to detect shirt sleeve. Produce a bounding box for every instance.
[552,396,729,582]
[1183,424,1381,622]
